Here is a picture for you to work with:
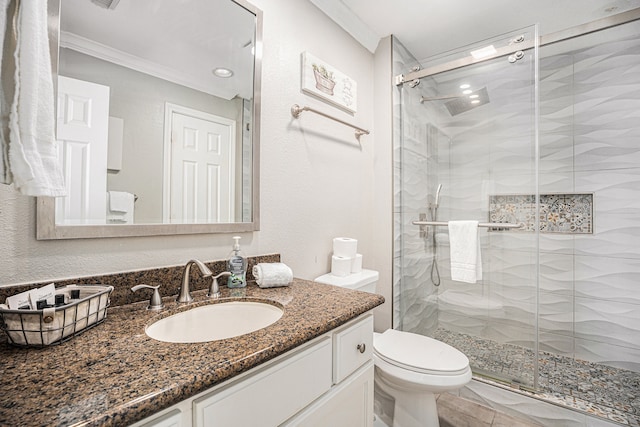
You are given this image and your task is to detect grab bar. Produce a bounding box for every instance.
[412,220,525,229]
[291,104,370,140]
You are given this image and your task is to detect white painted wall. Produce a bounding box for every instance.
[0,0,393,330]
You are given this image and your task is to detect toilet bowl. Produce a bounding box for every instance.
[315,270,472,427]
[373,329,471,427]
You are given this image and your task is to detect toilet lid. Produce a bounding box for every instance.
[374,329,469,375]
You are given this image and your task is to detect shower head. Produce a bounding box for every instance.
[421,87,490,116]
[434,184,443,208]
[445,87,490,116]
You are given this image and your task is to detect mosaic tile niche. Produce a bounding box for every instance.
[489,193,593,234]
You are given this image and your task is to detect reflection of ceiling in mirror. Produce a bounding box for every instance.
[60,0,255,100]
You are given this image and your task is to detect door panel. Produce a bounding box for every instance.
[56,76,109,224]
[168,111,235,223]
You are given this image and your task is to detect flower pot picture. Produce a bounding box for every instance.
[312,64,336,95]
[301,52,357,113]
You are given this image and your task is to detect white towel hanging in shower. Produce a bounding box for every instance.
[448,220,482,283]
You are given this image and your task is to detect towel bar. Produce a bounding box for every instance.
[291,104,369,140]
[412,220,524,229]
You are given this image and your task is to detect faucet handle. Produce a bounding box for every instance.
[131,284,164,311]
[208,272,232,299]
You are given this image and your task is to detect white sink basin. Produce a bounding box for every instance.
[146,301,284,343]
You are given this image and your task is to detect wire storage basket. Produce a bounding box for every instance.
[0,285,113,347]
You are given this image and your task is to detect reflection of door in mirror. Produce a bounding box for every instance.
[56,76,109,225]
[164,105,236,224]
[54,0,257,227]
[38,0,261,239]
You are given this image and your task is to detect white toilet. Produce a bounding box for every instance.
[315,270,472,427]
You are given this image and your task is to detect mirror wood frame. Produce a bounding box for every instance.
[37,0,261,240]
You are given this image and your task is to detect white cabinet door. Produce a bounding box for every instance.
[333,314,373,383]
[193,337,332,427]
[281,362,374,427]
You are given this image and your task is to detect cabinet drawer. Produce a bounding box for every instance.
[193,337,332,427]
[333,314,373,384]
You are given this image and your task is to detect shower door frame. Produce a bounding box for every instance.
[392,6,640,392]
[395,8,640,85]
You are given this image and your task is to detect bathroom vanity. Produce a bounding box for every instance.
[0,279,383,426]
[132,314,374,427]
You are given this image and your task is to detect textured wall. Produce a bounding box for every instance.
[536,24,640,372]
[392,38,440,334]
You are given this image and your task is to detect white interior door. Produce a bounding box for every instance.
[164,105,236,223]
[55,76,109,224]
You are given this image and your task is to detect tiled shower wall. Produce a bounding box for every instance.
[392,38,439,335]
[393,20,640,375]
[536,25,640,372]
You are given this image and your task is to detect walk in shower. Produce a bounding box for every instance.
[393,11,640,425]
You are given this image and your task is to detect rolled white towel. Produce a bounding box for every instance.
[253,263,293,288]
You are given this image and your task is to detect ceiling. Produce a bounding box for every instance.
[310,0,640,60]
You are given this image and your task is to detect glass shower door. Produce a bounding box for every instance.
[393,26,540,389]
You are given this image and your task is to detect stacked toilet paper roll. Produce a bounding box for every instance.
[331,237,363,277]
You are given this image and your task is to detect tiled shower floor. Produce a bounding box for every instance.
[434,328,640,425]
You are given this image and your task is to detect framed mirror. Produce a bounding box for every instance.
[37,0,261,239]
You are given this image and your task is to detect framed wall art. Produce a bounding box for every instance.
[301,51,357,113]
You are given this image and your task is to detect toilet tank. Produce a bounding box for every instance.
[314,269,379,293]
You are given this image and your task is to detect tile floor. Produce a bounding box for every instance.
[435,328,640,425]
[437,393,543,427]
[373,392,542,427]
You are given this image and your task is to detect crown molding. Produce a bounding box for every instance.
[59,31,236,100]
[308,0,381,53]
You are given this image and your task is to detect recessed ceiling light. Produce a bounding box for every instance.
[462,89,472,95]
[470,45,497,59]
[471,100,480,104]
[469,94,479,99]
[460,84,471,89]
[213,67,234,78]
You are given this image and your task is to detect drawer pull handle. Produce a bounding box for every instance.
[356,343,366,354]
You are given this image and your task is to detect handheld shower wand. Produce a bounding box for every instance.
[430,184,443,286]
[434,184,443,209]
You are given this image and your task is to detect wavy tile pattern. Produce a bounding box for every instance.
[393,20,640,426]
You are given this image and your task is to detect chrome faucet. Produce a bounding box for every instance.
[208,272,232,299]
[178,259,212,304]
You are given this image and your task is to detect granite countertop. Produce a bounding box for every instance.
[0,279,384,427]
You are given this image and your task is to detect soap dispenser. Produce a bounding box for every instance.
[227,236,247,288]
